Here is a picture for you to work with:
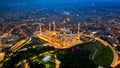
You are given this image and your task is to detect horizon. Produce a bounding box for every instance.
[1,0,120,8]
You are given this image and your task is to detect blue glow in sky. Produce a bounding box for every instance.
[1,0,120,3]
[0,0,120,9]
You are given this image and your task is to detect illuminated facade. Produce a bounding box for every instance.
[38,21,82,48]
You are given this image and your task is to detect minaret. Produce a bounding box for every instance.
[77,22,81,41]
[49,23,51,31]
[62,19,66,32]
[48,23,51,43]
[39,23,42,33]
[64,19,67,47]
[0,38,1,44]
[78,22,80,34]
[53,21,56,31]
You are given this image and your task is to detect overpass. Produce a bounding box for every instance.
[10,38,32,52]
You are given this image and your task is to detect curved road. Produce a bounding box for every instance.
[9,34,120,67]
[83,34,120,67]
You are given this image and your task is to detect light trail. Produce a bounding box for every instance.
[10,37,32,52]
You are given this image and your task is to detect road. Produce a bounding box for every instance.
[92,49,98,60]
[10,37,32,52]
[83,34,120,67]
[7,33,120,67]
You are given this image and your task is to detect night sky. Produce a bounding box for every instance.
[0,0,120,9]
